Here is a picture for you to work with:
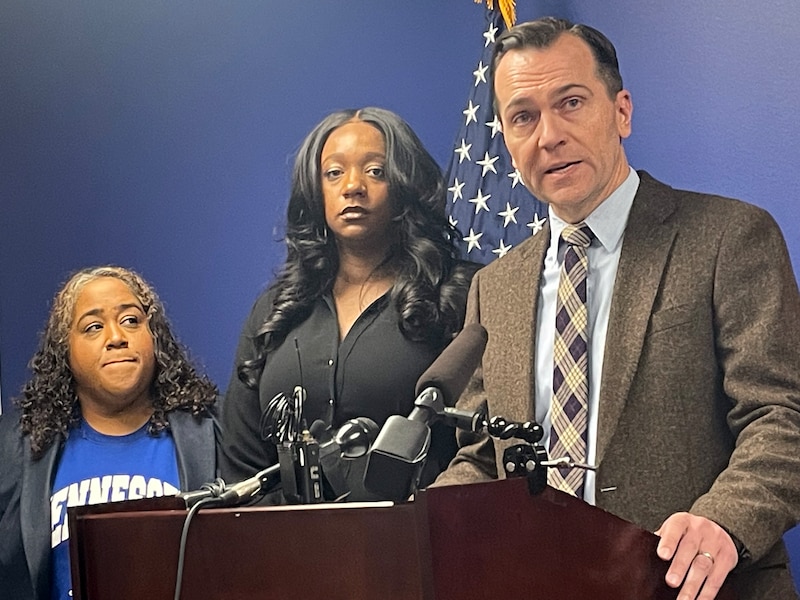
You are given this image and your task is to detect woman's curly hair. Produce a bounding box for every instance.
[239,107,475,388]
[16,265,218,458]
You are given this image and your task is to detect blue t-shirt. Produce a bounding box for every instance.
[50,418,180,600]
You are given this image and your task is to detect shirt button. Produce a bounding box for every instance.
[328,359,334,366]
[329,398,334,405]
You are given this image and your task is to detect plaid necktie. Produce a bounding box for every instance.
[548,223,593,498]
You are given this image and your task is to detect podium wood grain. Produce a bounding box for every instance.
[69,478,737,599]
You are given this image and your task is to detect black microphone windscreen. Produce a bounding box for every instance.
[309,419,329,441]
[335,417,380,458]
[414,323,488,404]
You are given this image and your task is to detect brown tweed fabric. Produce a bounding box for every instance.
[436,171,800,600]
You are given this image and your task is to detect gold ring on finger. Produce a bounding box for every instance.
[697,551,715,565]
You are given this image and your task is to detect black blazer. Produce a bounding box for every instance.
[0,408,218,600]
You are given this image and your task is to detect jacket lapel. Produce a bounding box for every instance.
[169,409,217,490]
[15,410,217,599]
[596,173,679,464]
[21,440,59,599]
[485,223,549,423]
[518,224,550,420]
[480,224,550,464]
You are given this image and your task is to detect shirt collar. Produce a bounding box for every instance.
[548,167,640,252]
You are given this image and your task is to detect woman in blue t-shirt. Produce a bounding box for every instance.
[0,265,219,600]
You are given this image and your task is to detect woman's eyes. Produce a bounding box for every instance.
[81,314,141,333]
[323,166,386,180]
[121,315,141,327]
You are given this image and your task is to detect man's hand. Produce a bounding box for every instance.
[655,512,738,600]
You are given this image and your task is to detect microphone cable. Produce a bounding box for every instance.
[172,495,221,600]
[259,337,307,444]
[175,339,311,598]
[259,390,301,444]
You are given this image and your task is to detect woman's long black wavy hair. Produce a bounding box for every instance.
[239,107,474,389]
[16,266,218,458]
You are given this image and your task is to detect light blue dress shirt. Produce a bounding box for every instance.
[535,167,639,504]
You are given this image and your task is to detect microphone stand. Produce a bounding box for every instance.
[486,416,596,496]
[436,405,597,497]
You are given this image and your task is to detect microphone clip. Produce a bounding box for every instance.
[487,415,597,496]
[502,443,549,495]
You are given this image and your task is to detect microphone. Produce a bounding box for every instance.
[179,418,378,508]
[440,405,488,432]
[277,429,323,504]
[310,417,380,459]
[409,323,488,422]
[362,414,431,502]
[215,463,281,506]
[310,417,380,500]
[363,324,488,502]
[177,462,282,508]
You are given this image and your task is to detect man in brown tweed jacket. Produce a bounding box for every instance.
[436,17,800,600]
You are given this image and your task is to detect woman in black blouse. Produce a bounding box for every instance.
[219,107,477,501]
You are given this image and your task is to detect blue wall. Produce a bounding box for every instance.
[2,0,798,402]
[2,0,799,579]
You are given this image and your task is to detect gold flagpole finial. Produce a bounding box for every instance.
[473,0,517,29]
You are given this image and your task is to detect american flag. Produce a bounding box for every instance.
[445,7,549,264]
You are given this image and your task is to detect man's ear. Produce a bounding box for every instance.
[615,89,633,139]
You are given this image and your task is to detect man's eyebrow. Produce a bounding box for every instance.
[552,83,592,97]
[500,83,592,113]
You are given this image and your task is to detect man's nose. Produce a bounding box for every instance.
[537,111,567,151]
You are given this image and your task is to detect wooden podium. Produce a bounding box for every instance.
[68,477,737,599]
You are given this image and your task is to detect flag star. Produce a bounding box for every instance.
[464,228,483,253]
[454,139,472,164]
[483,23,499,47]
[448,214,458,227]
[448,178,465,202]
[469,188,491,214]
[485,114,502,138]
[528,213,548,235]
[476,151,499,176]
[463,100,480,126]
[444,12,551,264]
[492,239,513,258]
[473,61,489,87]
[498,202,520,227]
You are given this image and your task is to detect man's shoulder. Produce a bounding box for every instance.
[475,231,548,280]
[635,170,776,235]
[637,170,768,217]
